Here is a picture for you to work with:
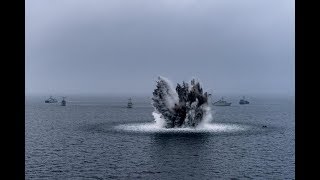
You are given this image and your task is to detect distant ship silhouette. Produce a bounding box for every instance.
[127,98,133,108]
[61,97,66,106]
[239,96,249,105]
[212,97,231,106]
[45,96,58,103]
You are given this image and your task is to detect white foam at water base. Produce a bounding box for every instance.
[115,122,248,133]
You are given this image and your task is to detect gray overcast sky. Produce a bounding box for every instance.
[26,0,294,95]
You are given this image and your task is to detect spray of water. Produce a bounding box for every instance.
[115,102,247,133]
[152,76,212,128]
[115,122,247,133]
[114,76,248,133]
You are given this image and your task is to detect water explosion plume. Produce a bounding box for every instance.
[152,77,212,128]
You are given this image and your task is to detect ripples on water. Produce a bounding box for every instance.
[26,96,294,179]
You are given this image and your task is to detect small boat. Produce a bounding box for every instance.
[127,98,133,108]
[45,96,58,103]
[61,97,66,106]
[212,97,231,106]
[239,96,249,105]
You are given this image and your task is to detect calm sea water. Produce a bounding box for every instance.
[26,95,294,179]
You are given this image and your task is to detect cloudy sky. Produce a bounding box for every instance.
[26,0,294,95]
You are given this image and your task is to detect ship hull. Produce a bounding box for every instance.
[239,101,249,105]
[45,101,57,103]
[212,103,231,106]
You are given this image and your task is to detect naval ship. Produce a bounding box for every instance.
[212,97,232,106]
[127,98,133,108]
[45,96,58,103]
[239,96,249,105]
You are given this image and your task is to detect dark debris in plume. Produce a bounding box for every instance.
[152,77,210,128]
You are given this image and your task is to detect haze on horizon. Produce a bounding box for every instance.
[26,0,294,96]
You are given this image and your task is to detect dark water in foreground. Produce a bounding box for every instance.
[26,95,294,179]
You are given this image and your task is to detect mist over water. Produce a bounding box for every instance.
[26,0,294,96]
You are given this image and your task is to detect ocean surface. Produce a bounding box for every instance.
[26,95,295,179]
